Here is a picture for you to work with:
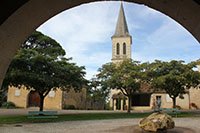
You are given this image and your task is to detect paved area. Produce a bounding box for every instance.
[0,117,200,133]
[0,108,152,116]
[0,108,200,116]
[0,109,200,132]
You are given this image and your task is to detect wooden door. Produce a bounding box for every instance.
[28,91,40,107]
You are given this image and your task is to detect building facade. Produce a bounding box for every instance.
[7,86,87,110]
[109,3,200,111]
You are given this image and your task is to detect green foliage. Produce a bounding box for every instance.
[117,95,121,110]
[2,31,87,111]
[96,59,147,113]
[123,96,126,110]
[63,105,76,110]
[105,101,112,110]
[147,60,200,108]
[0,112,196,124]
[0,88,7,106]
[87,77,110,104]
[2,101,16,108]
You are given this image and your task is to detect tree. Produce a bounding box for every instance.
[2,31,87,111]
[149,60,200,108]
[0,87,7,106]
[87,77,110,102]
[97,59,145,113]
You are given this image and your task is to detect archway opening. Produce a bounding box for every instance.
[0,0,200,89]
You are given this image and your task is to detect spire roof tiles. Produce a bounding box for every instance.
[112,3,130,38]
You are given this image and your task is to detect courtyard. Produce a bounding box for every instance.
[1,117,200,133]
[0,109,200,132]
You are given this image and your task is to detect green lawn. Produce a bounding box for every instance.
[0,112,197,124]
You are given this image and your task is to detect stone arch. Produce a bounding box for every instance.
[0,0,200,87]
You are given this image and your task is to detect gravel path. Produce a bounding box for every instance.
[1,108,199,116]
[0,117,200,133]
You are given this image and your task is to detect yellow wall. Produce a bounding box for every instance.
[7,86,29,108]
[7,86,86,110]
[63,87,86,109]
[151,93,189,109]
[190,87,200,109]
[44,89,63,110]
[110,91,190,110]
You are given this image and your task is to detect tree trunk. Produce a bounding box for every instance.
[127,96,131,113]
[172,97,176,108]
[39,95,44,112]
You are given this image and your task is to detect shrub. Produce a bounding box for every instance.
[190,102,198,109]
[2,101,16,108]
[175,105,181,110]
[63,104,76,110]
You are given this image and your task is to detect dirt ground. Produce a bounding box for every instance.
[0,108,200,116]
[0,109,200,133]
[0,117,200,133]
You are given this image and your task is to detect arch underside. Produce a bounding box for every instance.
[0,0,200,88]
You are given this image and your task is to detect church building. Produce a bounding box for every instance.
[109,3,200,111]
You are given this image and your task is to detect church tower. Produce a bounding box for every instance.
[110,3,132,111]
[111,3,132,64]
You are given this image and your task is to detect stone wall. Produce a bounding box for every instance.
[63,87,87,109]
[7,86,29,108]
[44,89,62,110]
[151,93,189,109]
[189,87,200,109]
[86,99,105,110]
[110,91,190,110]
[111,37,132,64]
[7,86,87,110]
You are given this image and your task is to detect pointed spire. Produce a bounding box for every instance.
[112,2,130,38]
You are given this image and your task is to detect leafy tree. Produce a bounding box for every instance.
[149,60,200,108]
[0,87,7,106]
[97,59,145,113]
[2,31,86,111]
[87,77,110,102]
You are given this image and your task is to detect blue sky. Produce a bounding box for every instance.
[37,1,200,80]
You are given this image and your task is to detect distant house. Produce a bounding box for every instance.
[109,3,200,111]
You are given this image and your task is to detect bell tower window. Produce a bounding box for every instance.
[123,43,126,55]
[116,43,120,55]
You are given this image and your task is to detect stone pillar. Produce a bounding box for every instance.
[121,99,123,111]
[126,99,128,106]
[113,99,117,111]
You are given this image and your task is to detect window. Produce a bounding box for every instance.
[156,96,162,107]
[49,91,55,98]
[15,90,20,96]
[116,43,120,55]
[123,43,126,54]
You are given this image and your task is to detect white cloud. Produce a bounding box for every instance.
[38,2,117,79]
[38,1,200,79]
[132,17,200,63]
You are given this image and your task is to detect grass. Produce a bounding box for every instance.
[0,107,24,109]
[0,112,198,124]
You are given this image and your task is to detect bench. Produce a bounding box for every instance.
[28,111,58,119]
[160,108,180,117]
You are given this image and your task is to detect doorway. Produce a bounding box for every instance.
[28,91,40,107]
